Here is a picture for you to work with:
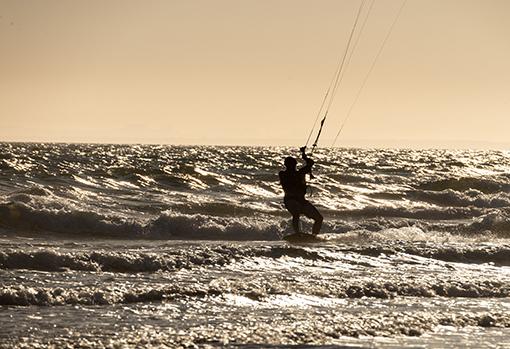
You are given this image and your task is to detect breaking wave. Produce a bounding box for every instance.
[2,238,510,276]
[417,177,510,194]
[408,189,510,208]
[0,245,329,273]
[2,278,509,307]
[0,202,283,240]
[2,200,510,240]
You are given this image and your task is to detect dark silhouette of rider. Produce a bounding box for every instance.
[279,146,323,234]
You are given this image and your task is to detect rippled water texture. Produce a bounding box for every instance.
[1,143,510,348]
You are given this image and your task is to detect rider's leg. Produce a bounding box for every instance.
[284,198,302,233]
[302,200,323,234]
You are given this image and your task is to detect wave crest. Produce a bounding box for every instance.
[2,278,509,307]
[418,177,510,194]
[0,244,330,273]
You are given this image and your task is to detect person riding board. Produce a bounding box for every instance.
[279,146,323,235]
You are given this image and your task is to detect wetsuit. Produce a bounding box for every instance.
[279,157,323,234]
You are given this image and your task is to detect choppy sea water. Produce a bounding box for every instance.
[1,143,510,348]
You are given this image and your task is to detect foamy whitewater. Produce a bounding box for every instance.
[1,143,510,348]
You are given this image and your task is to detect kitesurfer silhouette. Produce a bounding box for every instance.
[279,146,323,235]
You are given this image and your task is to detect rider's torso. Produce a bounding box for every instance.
[279,170,307,200]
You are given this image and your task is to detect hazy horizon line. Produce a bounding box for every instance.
[2,137,509,151]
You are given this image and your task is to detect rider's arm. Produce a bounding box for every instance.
[298,147,314,174]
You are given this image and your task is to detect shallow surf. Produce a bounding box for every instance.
[1,143,510,347]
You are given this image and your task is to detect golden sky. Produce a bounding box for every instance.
[1,0,509,148]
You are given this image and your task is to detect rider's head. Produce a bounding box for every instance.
[284,156,297,170]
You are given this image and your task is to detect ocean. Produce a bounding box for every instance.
[1,142,509,348]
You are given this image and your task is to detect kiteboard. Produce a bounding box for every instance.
[283,233,324,243]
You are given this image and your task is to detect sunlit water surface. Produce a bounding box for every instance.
[1,144,510,348]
